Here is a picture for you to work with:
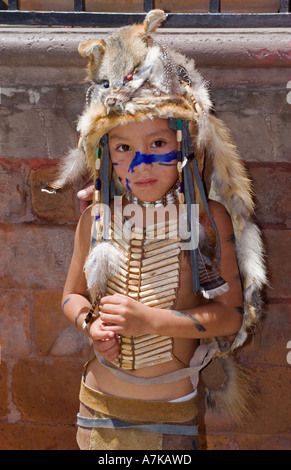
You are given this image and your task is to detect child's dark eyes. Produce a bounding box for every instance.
[116,140,166,153]
[117,144,131,152]
[151,140,165,148]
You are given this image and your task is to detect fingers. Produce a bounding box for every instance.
[94,336,121,362]
[99,294,140,335]
[101,293,130,319]
[100,293,126,306]
[77,184,94,213]
[89,319,121,361]
[77,184,94,201]
[99,310,124,330]
[100,294,127,324]
[100,322,121,333]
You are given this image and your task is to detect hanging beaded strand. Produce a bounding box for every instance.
[176,118,184,204]
[85,144,104,330]
[92,144,103,243]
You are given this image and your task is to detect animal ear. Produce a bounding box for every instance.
[78,39,106,59]
[143,9,167,36]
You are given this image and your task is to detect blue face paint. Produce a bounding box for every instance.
[126,178,132,192]
[113,150,177,194]
[128,150,177,174]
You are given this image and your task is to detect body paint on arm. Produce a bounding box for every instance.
[235,306,244,315]
[227,233,235,243]
[172,310,207,332]
[62,297,70,309]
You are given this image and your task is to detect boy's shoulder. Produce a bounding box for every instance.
[77,204,93,237]
[207,199,233,232]
[79,204,93,224]
[207,199,228,216]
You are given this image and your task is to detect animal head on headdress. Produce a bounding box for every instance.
[77,9,203,118]
[50,9,219,192]
[73,8,214,179]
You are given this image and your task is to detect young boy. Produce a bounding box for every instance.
[62,117,243,450]
[51,10,266,450]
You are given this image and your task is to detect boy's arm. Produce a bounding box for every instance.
[168,199,244,338]
[100,200,244,339]
[61,205,92,329]
[62,206,120,360]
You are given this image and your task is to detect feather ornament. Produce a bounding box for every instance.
[84,241,121,300]
[49,147,88,191]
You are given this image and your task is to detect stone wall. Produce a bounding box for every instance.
[0,27,290,450]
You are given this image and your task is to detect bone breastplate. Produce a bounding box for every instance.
[107,214,181,370]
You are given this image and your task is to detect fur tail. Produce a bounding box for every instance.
[201,354,257,425]
[199,114,267,347]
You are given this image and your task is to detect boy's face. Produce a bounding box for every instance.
[108,118,178,202]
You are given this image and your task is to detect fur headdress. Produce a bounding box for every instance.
[49,9,266,422]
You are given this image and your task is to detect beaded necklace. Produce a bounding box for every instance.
[123,181,180,208]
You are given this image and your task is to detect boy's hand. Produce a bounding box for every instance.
[89,317,121,362]
[100,293,152,336]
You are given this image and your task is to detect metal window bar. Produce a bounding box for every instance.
[7,0,18,9]
[1,0,290,27]
[209,0,220,13]
[280,0,290,12]
[74,1,84,12]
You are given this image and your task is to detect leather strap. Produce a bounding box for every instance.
[94,341,218,389]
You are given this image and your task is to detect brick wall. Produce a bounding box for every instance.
[0,27,290,450]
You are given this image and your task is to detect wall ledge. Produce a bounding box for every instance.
[1,27,290,69]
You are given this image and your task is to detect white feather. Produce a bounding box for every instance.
[52,147,87,189]
[131,46,161,91]
[84,242,121,299]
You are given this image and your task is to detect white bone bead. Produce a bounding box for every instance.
[140,270,179,286]
[141,256,179,273]
[141,264,180,279]
[140,289,176,303]
[139,283,178,298]
[143,238,180,251]
[139,277,179,291]
[143,242,181,258]
[142,248,180,266]
[142,294,176,307]
[129,260,142,267]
